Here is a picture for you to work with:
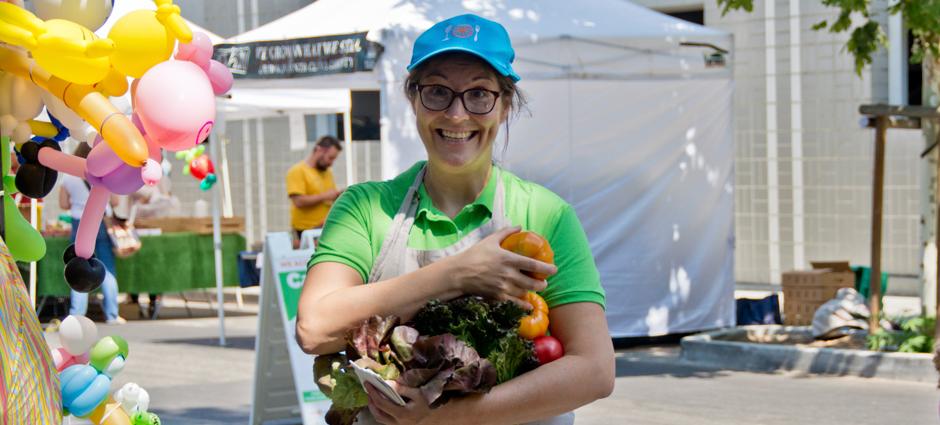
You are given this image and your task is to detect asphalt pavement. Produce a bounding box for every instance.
[53,308,936,425]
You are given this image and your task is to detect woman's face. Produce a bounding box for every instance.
[412,56,508,172]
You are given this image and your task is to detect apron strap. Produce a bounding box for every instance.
[367,165,426,283]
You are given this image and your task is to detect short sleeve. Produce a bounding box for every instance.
[285,166,306,196]
[307,185,373,283]
[539,204,605,309]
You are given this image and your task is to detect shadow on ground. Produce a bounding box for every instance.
[152,335,257,350]
[151,407,252,424]
[615,355,731,379]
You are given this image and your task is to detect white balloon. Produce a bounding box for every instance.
[103,354,125,378]
[2,72,43,121]
[114,383,150,414]
[32,0,114,31]
[12,121,31,144]
[38,91,96,142]
[58,315,98,355]
[0,115,16,138]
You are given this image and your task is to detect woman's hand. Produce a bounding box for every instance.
[366,382,434,425]
[445,226,556,309]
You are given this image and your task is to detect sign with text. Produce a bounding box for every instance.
[251,232,328,425]
[214,32,383,79]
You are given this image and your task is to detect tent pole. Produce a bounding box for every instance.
[256,118,267,239]
[344,107,354,186]
[242,120,254,248]
[212,118,227,347]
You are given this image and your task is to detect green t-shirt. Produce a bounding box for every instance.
[309,161,605,309]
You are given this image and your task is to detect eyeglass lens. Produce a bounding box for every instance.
[419,85,497,114]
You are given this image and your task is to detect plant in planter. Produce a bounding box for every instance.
[867,316,936,353]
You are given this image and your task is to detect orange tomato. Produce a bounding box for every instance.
[519,292,550,340]
[519,309,549,340]
[500,231,554,281]
[525,291,549,314]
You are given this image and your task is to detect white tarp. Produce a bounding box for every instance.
[219,88,351,119]
[224,0,735,338]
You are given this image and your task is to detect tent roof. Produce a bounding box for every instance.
[218,88,351,120]
[96,0,225,44]
[226,0,728,46]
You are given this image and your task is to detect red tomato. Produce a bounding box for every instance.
[533,335,564,365]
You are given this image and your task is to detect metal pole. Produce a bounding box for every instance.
[212,122,226,347]
[29,198,37,308]
[255,119,267,239]
[934,139,940,375]
[242,120,254,248]
[344,106,354,186]
[869,116,887,332]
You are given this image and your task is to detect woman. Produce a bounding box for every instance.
[59,142,125,324]
[296,14,614,425]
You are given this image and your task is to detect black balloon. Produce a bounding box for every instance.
[64,254,106,293]
[14,140,60,199]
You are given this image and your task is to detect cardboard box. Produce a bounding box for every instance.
[781,261,855,326]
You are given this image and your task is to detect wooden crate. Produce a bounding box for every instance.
[781,268,854,326]
[134,216,244,234]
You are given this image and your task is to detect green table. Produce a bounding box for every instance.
[37,232,246,296]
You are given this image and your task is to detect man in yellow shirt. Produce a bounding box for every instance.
[286,136,343,240]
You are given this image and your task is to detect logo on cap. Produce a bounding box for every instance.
[452,24,474,39]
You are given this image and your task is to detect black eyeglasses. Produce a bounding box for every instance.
[415,84,501,115]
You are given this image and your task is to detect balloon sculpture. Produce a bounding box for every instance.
[54,315,161,424]
[0,0,234,292]
[175,144,217,191]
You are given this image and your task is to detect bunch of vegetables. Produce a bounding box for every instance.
[313,231,565,425]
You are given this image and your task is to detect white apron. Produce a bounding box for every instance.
[358,165,574,425]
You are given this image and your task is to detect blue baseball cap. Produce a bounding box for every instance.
[407,14,520,82]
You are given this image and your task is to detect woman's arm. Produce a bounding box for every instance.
[368,302,615,425]
[295,227,556,355]
[296,260,463,354]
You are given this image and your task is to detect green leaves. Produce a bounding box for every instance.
[866,315,935,353]
[716,0,753,16]
[717,0,940,76]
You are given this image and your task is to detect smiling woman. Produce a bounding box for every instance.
[296,13,614,425]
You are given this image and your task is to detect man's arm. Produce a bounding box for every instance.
[58,187,70,210]
[290,188,341,208]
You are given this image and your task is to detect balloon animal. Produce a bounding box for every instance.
[0,135,45,261]
[21,32,233,292]
[60,335,128,418]
[0,0,192,84]
[33,0,113,31]
[0,44,154,177]
[175,144,217,191]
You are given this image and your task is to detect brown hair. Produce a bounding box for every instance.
[403,52,529,156]
[314,135,342,152]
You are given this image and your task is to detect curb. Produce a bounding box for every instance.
[680,326,937,383]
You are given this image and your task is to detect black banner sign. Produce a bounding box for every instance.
[213,32,383,79]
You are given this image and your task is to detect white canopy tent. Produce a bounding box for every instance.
[225,0,734,338]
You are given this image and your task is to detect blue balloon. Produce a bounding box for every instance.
[60,365,96,405]
[60,364,111,417]
[68,374,111,417]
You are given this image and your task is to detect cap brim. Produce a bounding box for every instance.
[407,46,521,82]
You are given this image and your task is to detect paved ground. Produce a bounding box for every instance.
[52,306,937,425]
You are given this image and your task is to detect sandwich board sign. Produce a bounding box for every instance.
[251,231,329,424]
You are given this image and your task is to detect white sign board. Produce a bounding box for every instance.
[251,232,330,425]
